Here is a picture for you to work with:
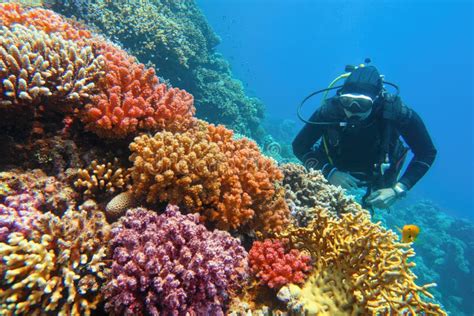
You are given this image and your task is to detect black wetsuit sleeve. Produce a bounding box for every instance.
[292,106,336,177]
[396,108,437,189]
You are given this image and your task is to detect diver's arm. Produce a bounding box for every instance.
[292,106,335,177]
[396,107,437,189]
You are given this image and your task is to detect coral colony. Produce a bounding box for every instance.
[0,3,448,315]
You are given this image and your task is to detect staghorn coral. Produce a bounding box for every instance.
[81,42,196,138]
[129,120,289,233]
[281,163,359,226]
[249,239,312,289]
[103,205,248,315]
[74,158,131,199]
[0,24,104,109]
[0,207,110,316]
[275,207,447,315]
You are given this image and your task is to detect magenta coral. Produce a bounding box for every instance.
[249,238,312,289]
[103,205,249,315]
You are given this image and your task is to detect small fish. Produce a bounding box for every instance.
[396,224,420,243]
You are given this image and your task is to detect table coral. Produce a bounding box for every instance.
[0,208,111,316]
[276,207,447,315]
[249,239,312,289]
[82,42,196,138]
[0,24,104,109]
[103,205,248,315]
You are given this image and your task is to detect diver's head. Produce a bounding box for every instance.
[338,65,383,121]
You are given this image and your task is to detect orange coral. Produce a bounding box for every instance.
[0,3,91,42]
[81,43,196,138]
[129,120,289,232]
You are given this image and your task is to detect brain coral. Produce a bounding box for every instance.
[103,205,248,315]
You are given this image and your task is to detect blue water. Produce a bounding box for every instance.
[198,0,474,221]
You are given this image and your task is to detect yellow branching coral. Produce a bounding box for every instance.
[74,158,131,198]
[0,209,110,316]
[0,24,104,109]
[276,207,447,315]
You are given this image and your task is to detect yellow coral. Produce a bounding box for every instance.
[74,158,131,198]
[277,208,446,315]
[0,209,110,316]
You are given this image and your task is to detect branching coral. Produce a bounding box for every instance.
[103,205,248,315]
[0,208,111,316]
[0,24,104,109]
[74,158,131,199]
[249,239,312,289]
[129,120,289,233]
[275,207,447,315]
[0,193,42,242]
[82,42,196,138]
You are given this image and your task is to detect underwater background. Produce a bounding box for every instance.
[0,0,472,315]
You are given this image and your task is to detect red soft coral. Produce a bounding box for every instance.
[249,238,312,289]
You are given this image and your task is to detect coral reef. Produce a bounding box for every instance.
[281,163,359,225]
[105,191,137,222]
[249,238,312,289]
[74,158,131,199]
[380,200,474,316]
[52,0,266,141]
[129,120,289,233]
[0,208,110,315]
[103,205,248,315]
[276,207,446,315]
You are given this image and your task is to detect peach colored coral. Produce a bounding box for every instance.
[0,3,92,42]
[81,43,196,138]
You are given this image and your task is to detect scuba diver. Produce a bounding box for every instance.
[293,61,437,211]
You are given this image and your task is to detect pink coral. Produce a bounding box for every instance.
[0,193,42,242]
[103,205,249,315]
[249,238,312,289]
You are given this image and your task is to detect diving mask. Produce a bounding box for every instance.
[339,93,374,113]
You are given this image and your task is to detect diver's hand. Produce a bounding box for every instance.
[328,170,360,190]
[365,188,397,209]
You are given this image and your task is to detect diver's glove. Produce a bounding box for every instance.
[366,182,407,209]
[328,169,361,190]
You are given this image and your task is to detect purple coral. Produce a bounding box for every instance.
[103,205,249,316]
[0,193,43,242]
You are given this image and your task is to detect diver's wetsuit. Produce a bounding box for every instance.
[292,96,437,191]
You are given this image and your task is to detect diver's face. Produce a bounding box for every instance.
[339,93,374,121]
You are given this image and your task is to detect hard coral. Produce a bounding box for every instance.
[74,158,131,199]
[103,205,248,315]
[129,120,289,233]
[0,24,104,109]
[0,3,92,42]
[277,207,447,315]
[0,193,42,242]
[0,208,110,316]
[249,239,312,289]
[81,43,196,138]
